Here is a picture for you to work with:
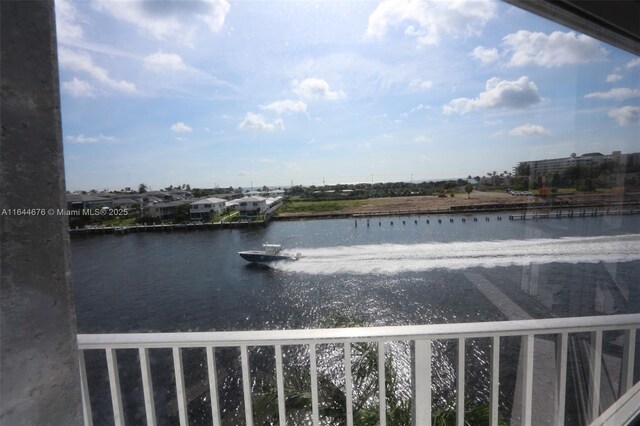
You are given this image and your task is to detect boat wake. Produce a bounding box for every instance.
[271,234,640,275]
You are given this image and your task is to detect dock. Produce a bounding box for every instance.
[69,220,267,236]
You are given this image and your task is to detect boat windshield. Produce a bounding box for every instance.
[263,244,281,254]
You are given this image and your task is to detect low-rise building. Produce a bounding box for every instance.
[111,197,142,210]
[66,193,113,211]
[190,197,226,221]
[147,201,188,221]
[268,189,285,197]
[234,196,267,216]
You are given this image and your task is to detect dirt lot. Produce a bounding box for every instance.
[277,191,639,218]
[278,191,520,218]
[340,191,517,214]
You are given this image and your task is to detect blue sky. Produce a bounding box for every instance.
[56,0,640,191]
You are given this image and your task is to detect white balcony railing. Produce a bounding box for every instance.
[77,314,640,426]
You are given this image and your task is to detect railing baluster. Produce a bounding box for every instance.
[139,348,156,426]
[555,332,568,426]
[490,336,500,426]
[378,342,386,426]
[621,328,636,393]
[275,345,286,426]
[344,343,353,426]
[206,347,221,426]
[414,339,432,426]
[310,344,320,426]
[78,350,94,426]
[74,314,640,426]
[240,345,254,426]
[522,335,534,426]
[172,347,188,426]
[590,330,603,421]
[457,337,465,426]
[105,348,124,426]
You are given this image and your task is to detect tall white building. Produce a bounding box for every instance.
[516,151,640,176]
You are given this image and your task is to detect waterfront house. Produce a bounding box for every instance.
[190,197,227,221]
[147,201,189,221]
[235,196,268,217]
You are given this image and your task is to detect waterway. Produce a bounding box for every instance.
[71,213,640,425]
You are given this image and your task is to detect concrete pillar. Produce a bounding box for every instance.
[1,1,83,424]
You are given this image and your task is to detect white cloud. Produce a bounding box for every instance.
[62,78,96,97]
[401,103,431,117]
[58,47,136,93]
[290,53,415,98]
[411,103,431,112]
[66,134,115,144]
[292,78,345,101]
[144,52,189,73]
[261,99,307,114]
[508,123,549,136]
[606,73,623,83]
[238,113,284,131]
[443,76,541,115]
[413,135,430,143]
[171,122,193,133]
[409,79,433,90]
[585,88,640,101]
[143,51,235,90]
[365,0,495,47]
[55,0,84,43]
[471,46,499,64]
[503,31,607,68]
[608,106,640,125]
[626,58,640,69]
[94,0,230,45]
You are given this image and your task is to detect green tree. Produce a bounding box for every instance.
[174,204,191,223]
[465,183,473,199]
[138,183,148,193]
[514,163,530,177]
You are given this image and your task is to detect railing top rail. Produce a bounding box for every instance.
[78,314,640,350]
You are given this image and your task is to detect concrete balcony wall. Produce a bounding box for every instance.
[0,1,83,424]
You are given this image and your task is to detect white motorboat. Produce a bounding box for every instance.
[238,244,301,264]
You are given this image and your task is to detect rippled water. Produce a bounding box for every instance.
[71,214,640,333]
[71,213,640,425]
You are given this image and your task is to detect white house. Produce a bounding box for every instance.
[190,197,226,220]
[234,196,267,216]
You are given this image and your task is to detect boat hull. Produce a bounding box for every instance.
[238,251,297,264]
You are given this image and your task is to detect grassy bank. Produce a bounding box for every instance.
[278,199,370,214]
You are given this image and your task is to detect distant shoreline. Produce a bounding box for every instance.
[274,192,640,221]
[273,199,640,221]
[69,197,640,235]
